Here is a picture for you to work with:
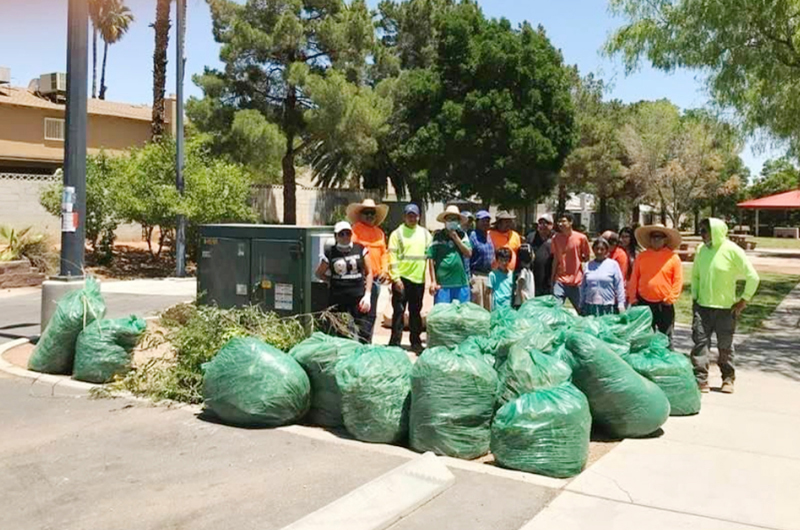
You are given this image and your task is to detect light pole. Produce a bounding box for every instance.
[40,0,89,330]
[175,0,186,277]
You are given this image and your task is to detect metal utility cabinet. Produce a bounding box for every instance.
[198,224,333,316]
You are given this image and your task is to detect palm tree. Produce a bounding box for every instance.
[97,0,134,100]
[151,0,172,140]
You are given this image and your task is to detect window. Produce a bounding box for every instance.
[44,118,65,141]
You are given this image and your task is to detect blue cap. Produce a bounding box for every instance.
[404,204,420,216]
[475,210,491,220]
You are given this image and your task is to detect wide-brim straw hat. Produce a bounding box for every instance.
[346,198,389,225]
[436,205,468,224]
[635,224,682,250]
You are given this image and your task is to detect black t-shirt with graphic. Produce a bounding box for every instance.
[323,243,369,300]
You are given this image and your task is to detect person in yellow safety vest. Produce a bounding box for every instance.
[387,204,432,353]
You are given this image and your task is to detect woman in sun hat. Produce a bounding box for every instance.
[346,198,390,343]
[488,210,522,271]
[627,223,683,347]
[427,205,473,304]
[316,221,374,342]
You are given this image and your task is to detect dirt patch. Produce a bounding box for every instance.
[85,244,196,281]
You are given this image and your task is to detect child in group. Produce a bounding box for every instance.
[488,248,514,310]
[514,243,536,307]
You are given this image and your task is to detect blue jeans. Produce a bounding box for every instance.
[434,286,471,304]
[554,282,582,313]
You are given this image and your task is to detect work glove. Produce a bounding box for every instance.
[358,292,372,313]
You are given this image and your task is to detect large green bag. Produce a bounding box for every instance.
[426,301,490,348]
[335,345,412,443]
[29,277,106,374]
[458,335,500,368]
[517,296,577,329]
[496,342,572,408]
[73,316,147,383]
[410,345,499,459]
[202,337,310,427]
[565,331,670,438]
[598,306,654,343]
[490,317,547,368]
[491,383,591,478]
[289,332,360,427]
[622,339,701,416]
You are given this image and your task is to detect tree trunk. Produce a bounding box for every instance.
[660,203,667,225]
[92,28,98,99]
[598,195,609,233]
[693,206,700,235]
[99,41,109,100]
[151,0,171,140]
[281,84,299,225]
[631,204,640,227]
[556,181,567,217]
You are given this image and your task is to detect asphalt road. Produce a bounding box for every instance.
[0,373,556,530]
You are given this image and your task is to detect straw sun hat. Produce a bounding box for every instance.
[346,198,389,225]
[635,224,682,250]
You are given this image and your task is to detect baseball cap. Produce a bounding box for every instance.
[461,210,474,219]
[538,213,554,224]
[404,204,421,216]
[475,210,491,220]
[334,221,352,234]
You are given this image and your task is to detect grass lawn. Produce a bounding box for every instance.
[751,237,800,250]
[674,267,800,333]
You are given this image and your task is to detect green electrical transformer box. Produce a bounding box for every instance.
[198,224,334,316]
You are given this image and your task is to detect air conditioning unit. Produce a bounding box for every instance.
[39,72,67,95]
[0,67,10,85]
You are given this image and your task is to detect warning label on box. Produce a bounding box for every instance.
[275,283,293,311]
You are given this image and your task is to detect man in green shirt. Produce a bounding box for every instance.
[427,205,473,304]
[388,204,432,352]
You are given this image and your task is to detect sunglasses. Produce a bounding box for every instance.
[361,210,377,217]
[650,233,667,240]
[337,230,352,237]
[538,220,553,225]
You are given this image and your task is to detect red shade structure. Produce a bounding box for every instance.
[737,189,800,238]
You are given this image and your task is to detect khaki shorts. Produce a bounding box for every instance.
[471,273,492,311]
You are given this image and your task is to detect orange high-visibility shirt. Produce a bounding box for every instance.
[627,247,684,305]
[488,229,522,270]
[352,222,388,277]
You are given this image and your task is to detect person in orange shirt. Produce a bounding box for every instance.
[347,198,390,343]
[488,211,522,271]
[551,212,591,312]
[602,230,629,288]
[627,224,684,347]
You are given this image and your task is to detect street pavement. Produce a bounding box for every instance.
[2,279,800,529]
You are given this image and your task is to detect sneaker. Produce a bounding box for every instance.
[410,343,425,354]
[720,381,734,394]
[698,382,711,393]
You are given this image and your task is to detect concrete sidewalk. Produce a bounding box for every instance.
[521,284,800,530]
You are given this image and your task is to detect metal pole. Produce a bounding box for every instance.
[60,0,88,278]
[175,0,186,277]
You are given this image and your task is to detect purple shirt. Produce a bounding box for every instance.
[580,258,625,308]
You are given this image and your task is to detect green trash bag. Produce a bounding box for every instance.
[491,383,591,478]
[335,345,412,443]
[517,297,576,329]
[459,336,499,368]
[410,345,499,459]
[202,337,310,427]
[630,331,670,354]
[73,316,147,383]
[598,306,653,343]
[28,277,106,374]
[496,342,572,408]
[490,306,519,330]
[490,317,547,368]
[565,331,670,438]
[426,301,490,348]
[623,345,701,416]
[289,332,360,427]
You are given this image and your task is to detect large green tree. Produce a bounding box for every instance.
[191,0,376,224]
[376,2,576,207]
[606,0,800,155]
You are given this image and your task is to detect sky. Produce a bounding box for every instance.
[0,0,784,176]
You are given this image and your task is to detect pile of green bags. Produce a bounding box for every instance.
[496,342,572,408]
[289,332,361,427]
[623,334,701,416]
[202,337,310,427]
[517,296,577,329]
[410,345,499,459]
[73,316,147,383]
[335,345,412,443]
[426,302,490,348]
[29,278,106,374]
[491,383,591,478]
[598,306,654,343]
[565,331,670,438]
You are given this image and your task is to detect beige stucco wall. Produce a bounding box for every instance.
[0,104,150,168]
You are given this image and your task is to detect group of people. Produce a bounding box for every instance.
[316,199,760,394]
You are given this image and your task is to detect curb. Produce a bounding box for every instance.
[0,338,99,395]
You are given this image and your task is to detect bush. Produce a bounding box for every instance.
[0,225,56,273]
